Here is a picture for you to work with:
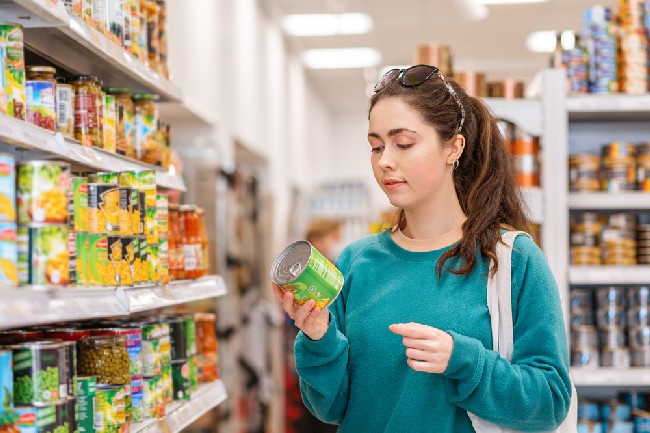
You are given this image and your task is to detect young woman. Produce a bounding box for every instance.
[273,64,572,432]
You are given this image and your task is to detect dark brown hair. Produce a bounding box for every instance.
[369,73,529,276]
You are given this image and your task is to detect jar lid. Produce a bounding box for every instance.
[103,86,131,95]
[26,66,56,74]
[180,204,193,212]
[132,93,160,101]
[169,203,180,211]
[70,75,94,82]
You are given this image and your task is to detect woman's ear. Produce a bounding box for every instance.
[447,134,465,164]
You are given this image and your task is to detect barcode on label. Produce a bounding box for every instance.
[94,412,103,431]
[58,104,67,125]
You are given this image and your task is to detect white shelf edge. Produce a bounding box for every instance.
[567,94,650,113]
[569,266,650,285]
[569,192,650,210]
[0,275,227,329]
[483,97,543,136]
[572,367,650,387]
[132,381,227,433]
[10,0,69,26]
[0,113,186,191]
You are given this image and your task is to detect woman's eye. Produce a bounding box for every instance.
[397,143,413,149]
[371,146,384,153]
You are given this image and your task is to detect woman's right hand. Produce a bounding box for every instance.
[273,284,330,341]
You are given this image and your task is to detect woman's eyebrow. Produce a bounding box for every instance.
[367,128,417,139]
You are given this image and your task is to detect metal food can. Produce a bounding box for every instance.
[87,173,118,185]
[571,289,593,311]
[102,95,117,153]
[271,241,344,308]
[130,376,143,422]
[186,316,196,356]
[142,377,155,420]
[0,154,16,222]
[17,161,71,225]
[171,360,190,401]
[572,325,598,348]
[571,347,600,368]
[10,341,63,404]
[599,326,626,348]
[0,23,26,120]
[148,243,160,283]
[135,236,147,283]
[156,194,168,235]
[161,364,172,404]
[85,234,119,286]
[169,317,187,361]
[17,225,69,287]
[58,341,76,398]
[118,188,132,236]
[14,400,67,433]
[68,230,76,285]
[0,222,18,288]
[72,177,88,232]
[0,350,12,411]
[128,188,140,235]
[158,236,168,283]
[159,322,170,366]
[596,307,626,328]
[188,355,198,391]
[94,385,126,433]
[56,82,75,138]
[141,324,160,377]
[75,232,88,286]
[596,286,627,309]
[119,236,135,287]
[87,184,120,234]
[138,191,146,236]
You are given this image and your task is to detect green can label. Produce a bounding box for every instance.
[72,178,88,232]
[171,362,190,401]
[76,377,96,433]
[161,364,172,404]
[271,241,344,309]
[186,316,196,356]
[75,232,88,286]
[94,385,126,433]
[87,173,118,185]
[86,234,119,286]
[189,355,198,391]
[12,344,61,404]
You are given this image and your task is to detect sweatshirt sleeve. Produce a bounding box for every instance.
[442,235,572,432]
[293,247,353,424]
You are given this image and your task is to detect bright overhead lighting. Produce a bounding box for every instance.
[282,13,373,36]
[526,30,574,53]
[477,0,547,3]
[303,48,382,69]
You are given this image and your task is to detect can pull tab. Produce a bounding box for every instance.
[290,263,302,277]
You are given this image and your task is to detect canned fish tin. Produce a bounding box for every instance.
[14,400,67,433]
[17,225,69,287]
[571,289,593,311]
[171,361,189,401]
[596,307,626,328]
[88,184,120,233]
[630,326,650,348]
[76,376,96,433]
[599,326,626,348]
[0,223,18,288]
[596,286,627,309]
[0,351,12,414]
[271,241,344,308]
[572,325,598,348]
[169,317,187,361]
[628,307,650,327]
[0,154,16,222]
[630,286,650,307]
[632,346,650,367]
[10,341,62,404]
[130,376,143,422]
[0,24,26,120]
[571,347,600,368]
[94,385,126,433]
[17,162,71,225]
[56,82,74,138]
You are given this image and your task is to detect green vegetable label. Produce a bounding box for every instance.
[171,362,190,401]
[15,403,66,433]
[76,377,96,433]
[186,317,196,356]
[73,178,88,232]
[17,225,70,286]
[13,345,61,404]
[189,355,198,392]
[95,386,126,433]
[161,364,172,404]
[130,377,143,422]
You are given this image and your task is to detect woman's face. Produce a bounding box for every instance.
[368,97,453,212]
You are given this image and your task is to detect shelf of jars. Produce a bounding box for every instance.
[0,113,186,191]
[571,368,650,387]
[569,192,650,210]
[0,275,227,329]
[567,94,650,121]
[131,380,227,433]
[568,266,650,285]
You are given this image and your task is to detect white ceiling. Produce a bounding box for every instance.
[265,0,617,112]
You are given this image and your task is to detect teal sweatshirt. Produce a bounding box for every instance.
[294,230,571,433]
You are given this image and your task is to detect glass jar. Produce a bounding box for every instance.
[168,204,184,280]
[78,335,130,385]
[56,77,75,138]
[132,93,159,164]
[180,205,202,280]
[156,0,168,78]
[94,77,105,149]
[70,75,98,147]
[197,207,208,276]
[144,0,159,70]
[25,66,57,131]
[195,313,218,382]
[104,87,133,157]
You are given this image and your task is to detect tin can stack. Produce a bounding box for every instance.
[639,224,650,265]
[0,153,18,288]
[583,6,619,94]
[638,143,650,191]
[571,288,600,368]
[570,213,605,266]
[563,44,590,93]
[604,213,638,266]
[601,142,637,191]
[510,133,540,188]
[619,0,649,94]
[577,392,650,432]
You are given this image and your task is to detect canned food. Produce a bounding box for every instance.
[270,241,344,308]
[578,400,600,421]
[14,400,67,433]
[142,377,156,419]
[148,243,159,283]
[161,364,172,404]
[117,188,131,236]
[628,307,650,327]
[17,162,71,225]
[102,95,116,153]
[158,236,168,283]
[156,194,168,234]
[119,237,134,287]
[186,316,196,357]
[87,184,120,234]
[134,236,147,283]
[571,289,593,311]
[159,322,170,366]
[67,396,78,433]
[630,326,650,348]
[128,189,140,235]
[570,246,601,265]
[78,336,129,385]
[85,234,120,286]
[56,82,74,138]
[572,325,598,348]
[0,223,18,288]
[140,324,160,376]
[571,347,600,368]
[94,385,126,433]
[632,346,650,367]
[75,376,96,433]
[131,376,143,422]
[25,66,57,131]
[168,317,187,361]
[631,287,650,307]
[138,191,145,237]
[17,225,69,287]
[75,232,88,286]
[171,360,189,401]
[597,307,626,328]
[0,154,16,223]
[601,348,630,368]
[9,341,62,404]
[189,354,198,391]
[68,230,76,285]
[1,24,26,120]
[0,350,12,412]
[596,286,627,309]
[58,341,76,397]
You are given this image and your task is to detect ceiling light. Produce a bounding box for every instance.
[282,13,373,37]
[303,48,382,69]
[477,0,547,4]
[526,30,575,53]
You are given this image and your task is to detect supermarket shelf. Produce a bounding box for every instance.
[483,98,543,136]
[159,98,218,130]
[569,266,650,285]
[569,192,650,210]
[0,275,227,329]
[132,380,227,433]
[1,0,68,27]
[567,94,650,121]
[521,187,543,224]
[6,0,182,101]
[0,113,186,191]
[572,368,650,387]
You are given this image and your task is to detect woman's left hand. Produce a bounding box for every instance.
[389,323,455,374]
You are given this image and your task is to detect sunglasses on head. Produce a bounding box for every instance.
[374,64,466,133]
